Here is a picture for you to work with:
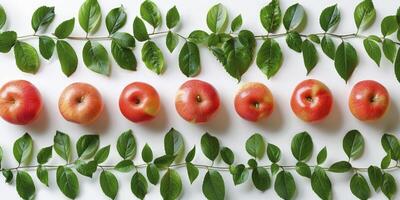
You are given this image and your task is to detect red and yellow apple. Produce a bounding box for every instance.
[0,80,42,125]
[349,80,389,121]
[234,82,274,122]
[58,82,103,124]
[175,79,220,123]
[119,82,160,123]
[290,79,333,122]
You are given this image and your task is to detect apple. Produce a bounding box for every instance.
[349,80,389,121]
[175,79,220,123]
[0,80,42,125]
[234,82,274,122]
[290,79,333,122]
[119,82,160,123]
[58,82,103,124]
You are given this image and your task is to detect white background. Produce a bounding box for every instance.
[0,0,399,199]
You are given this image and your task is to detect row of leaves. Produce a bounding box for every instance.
[1,0,400,82]
[0,128,399,200]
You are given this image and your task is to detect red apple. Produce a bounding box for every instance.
[175,79,220,123]
[119,82,160,123]
[349,80,389,121]
[234,82,274,122]
[0,80,42,125]
[58,82,103,124]
[290,79,333,122]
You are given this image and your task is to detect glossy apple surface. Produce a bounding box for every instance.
[290,79,333,122]
[175,79,220,123]
[58,82,103,124]
[234,82,274,122]
[119,82,160,123]
[0,80,42,125]
[349,80,389,121]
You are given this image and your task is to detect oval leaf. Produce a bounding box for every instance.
[54,18,75,39]
[140,0,161,28]
[334,41,358,82]
[16,171,36,200]
[141,40,165,74]
[160,169,182,200]
[14,41,40,74]
[207,3,228,33]
[283,3,305,31]
[56,40,78,77]
[260,0,281,33]
[82,40,110,75]
[203,170,225,200]
[256,38,282,79]
[56,166,79,199]
[78,0,101,33]
[106,6,127,34]
[319,4,340,32]
[100,171,118,200]
[291,131,313,162]
[274,171,296,200]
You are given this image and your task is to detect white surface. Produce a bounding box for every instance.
[0,0,399,199]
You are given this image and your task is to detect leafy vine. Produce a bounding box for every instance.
[0,128,398,200]
[1,0,400,82]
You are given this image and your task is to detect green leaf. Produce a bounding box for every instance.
[231,15,242,32]
[39,36,55,60]
[311,166,332,200]
[283,3,305,31]
[100,171,118,200]
[56,40,78,77]
[0,5,6,29]
[185,146,196,163]
[16,171,36,200]
[94,145,110,164]
[186,163,199,184]
[319,4,340,32]
[350,173,371,200]
[188,30,209,44]
[363,37,381,66]
[381,133,400,160]
[54,18,75,39]
[179,41,200,77]
[396,49,400,84]
[354,0,376,30]
[207,3,228,33]
[166,31,179,53]
[106,6,127,34]
[201,133,220,161]
[111,32,135,48]
[166,6,180,29]
[220,147,234,165]
[260,0,281,33]
[154,155,175,169]
[160,169,182,200]
[31,6,55,32]
[381,153,392,169]
[133,17,149,42]
[245,133,265,159]
[141,40,165,74]
[274,171,296,200]
[0,146,2,166]
[296,161,311,178]
[321,36,336,60]
[286,31,302,52]
[291,131,313,162]
[78,0,101,33]
[36,166,49,186]
[334,41,358,82]
[115,160,134,172]
[382,173,397,199]
[75,160,97,177]
[146,163,159,185]
[131,172,148,200]
[256,38,283,79]
[328,161,352,173]
[13,133,33,164]
[203,170,225,200]
[252,167,271,191]
[37,146,52,164]
[2,169,13,183]
[308,34,320,44]
[56,166,79,199]
[117,130,136,160]
[76,134,99,159]
[0,31,17,53]
[141,144,153,163]
[14,41,40,74]
[140,0,161,28]
[368,165,383,191]
[302,39,318,74]
[317,147,327,165]
[398,7,400,26]
[164,128,183,156]
[53,131,71,162]
[111,41,137,71]
[230,164,249,185]
[383,38,397,63]
[271,163,280,175]
[267,143,281,163]
[381,15,398,37]
[82,40,110,75]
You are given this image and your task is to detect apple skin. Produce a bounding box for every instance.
[290,79,333,122]
[0,80,42,125]
[234,82,274,122]
[349,80,389,121]
[175,79,220,123]
[58,82,103,125]
[119,82,160,123]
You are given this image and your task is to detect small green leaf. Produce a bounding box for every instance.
[2,169,13,183]
[381,133,400,161]
[100,171,118,200]
[203,170,225,200]
[146,164,159,185]
[248,158,257,168]
[14,41,40,74]
[54,18,75,39]
[334,41,358,82]
[252,167,271,191]
[54,131,71,162]
[16,171,36,200]
[117,129,136,160]
[363,37,381,66]
[166,31,179,53]
[321,36,336,60]
[201,133,220,161]
[395,49,400,84]
[245,133,265,159]
[267,143,281,163]
[115,160,134,172]
[311,166,332,200]
[271,163,280,175]
[381,15,398,37]
[141,40,165,74]
[317,147,327,165]
[13,133,33,164]
[328,161,352,173]
[286,31,302,52]
[82,40,110,75]
[260,0,281,33]
[166,6,180,29]
[56,166,79,199]
[0,31,17,53]
[111,41,137,71]
[256,38,283,79]
[75,160,97,178]
[36,166,49,186]
[291,131,313,162]
[111,32,135,48]
[188,30,209,44]
[133,17,149,42]
[382,173,397,199]
[283,3,305,31]
[78,0,101,34]
[207,3,228,33]
[94,145,111,164]
[296,162,311,178]
[354,0,376,30]
[164,128,184,156]
[179,41,200,77]
[230,164,249,185]
[308,34,320,44]
[381,153,392,169]
[0,5,6,29]
[319,4,340,32]
[231,14,242,32]
[186,162,199,184]
[131,172,148,200]
[31,6,55,32]
[274,171,296,200]
[154,155,176,169]
[185,146,196,163]
[220,147,234,165]
[160,169,182,200]
[383,38,397,63]
[350,173,371,200]
[56,40,78,77]
[39,36,55,60]
[140,0,161,28]
[302,39,318,74]
[37,146,52,164]
[141,144,153,163]
[106,6,127,34]
[76,134,99,159]
[368,165,383,191]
